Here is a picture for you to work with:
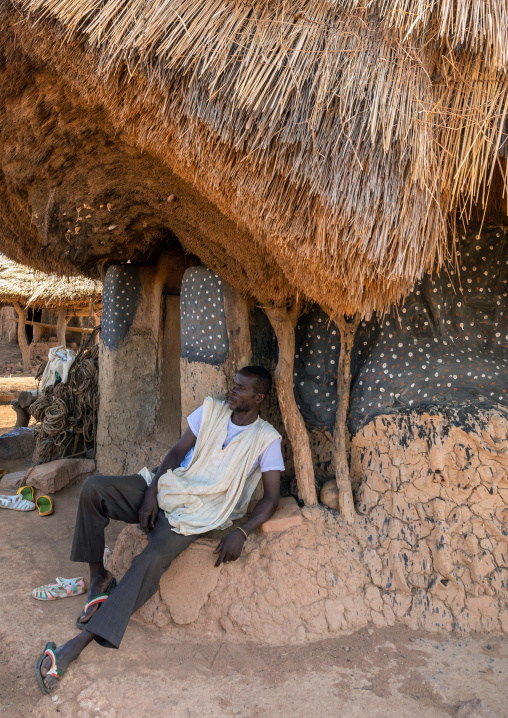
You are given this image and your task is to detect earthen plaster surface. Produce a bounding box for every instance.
[110,408,508,641]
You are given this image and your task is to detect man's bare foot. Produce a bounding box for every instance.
[38,631,94,692]
[77,569,115,625]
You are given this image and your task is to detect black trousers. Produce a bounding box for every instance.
[70,474,198,648]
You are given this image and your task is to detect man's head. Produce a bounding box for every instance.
[227,366,273,413]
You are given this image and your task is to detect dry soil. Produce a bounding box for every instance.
[1,481,507,718]
[0,340,37,434]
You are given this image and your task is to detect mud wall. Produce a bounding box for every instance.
[352,410,508,632]
[110,406,508,641]
[97,256,188,474]
[179,266,230,426]
[0,306,16,342]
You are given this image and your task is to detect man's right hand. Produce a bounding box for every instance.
[138,486,158,533]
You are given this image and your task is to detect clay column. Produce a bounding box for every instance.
[96,263,164,475]
[223,281,252,381]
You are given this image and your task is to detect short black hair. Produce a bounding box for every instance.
[238,365,272,396]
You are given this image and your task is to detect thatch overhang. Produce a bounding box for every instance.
[0,0,507,317]
[0,255,102,310]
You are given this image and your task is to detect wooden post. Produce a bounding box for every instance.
[265,302,317,506]
[333,313,361,524]
[12,302,31,371]
[56,307,70,347]
[93,313,100,344]
[223,281,252,381]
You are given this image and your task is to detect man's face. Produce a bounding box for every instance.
[228,373,263,412]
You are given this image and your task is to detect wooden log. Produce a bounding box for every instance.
[57,307,70,346]
[93,313,100,344]
[12,302,31,371]
[12,319,94,334]
[265,303,317,506]
[333,313,361,525]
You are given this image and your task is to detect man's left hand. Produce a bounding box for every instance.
[214,530,246,567]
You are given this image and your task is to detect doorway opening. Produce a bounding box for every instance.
[156,292,182,447]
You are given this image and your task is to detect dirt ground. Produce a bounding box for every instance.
[0,340,38,434]
[0,341,506,717]
[0,477,506,718]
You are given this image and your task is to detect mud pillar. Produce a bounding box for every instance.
[223,281,252,381]
[179,267,229,426]
[96,264,163,475]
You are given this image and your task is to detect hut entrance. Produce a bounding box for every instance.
[156,292,182,447]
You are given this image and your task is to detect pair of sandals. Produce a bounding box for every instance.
[0,485,53,515]
[35,575,117,694]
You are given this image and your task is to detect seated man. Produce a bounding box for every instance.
[36,366,284,693]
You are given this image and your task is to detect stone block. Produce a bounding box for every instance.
[259,496,303,533]
[0,471,26,490]
[0,427,33,461]
[159,541,221,624]
[29,458,96,494]
[320,479,340,510]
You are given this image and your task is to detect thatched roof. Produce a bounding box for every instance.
[2,0,508,317]
[0,255,102,309]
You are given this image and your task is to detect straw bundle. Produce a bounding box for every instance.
[7,0,508,316]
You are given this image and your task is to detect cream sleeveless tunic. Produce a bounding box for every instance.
[150,397,281,535]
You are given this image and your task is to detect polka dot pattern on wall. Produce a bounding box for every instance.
[293,306,378,430]
[101,265,141,350]
[349,225,508,432]
[180,266,229,365]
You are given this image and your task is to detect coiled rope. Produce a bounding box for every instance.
[31,327,100,463]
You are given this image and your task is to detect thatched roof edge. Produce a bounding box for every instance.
[0,255,102,308]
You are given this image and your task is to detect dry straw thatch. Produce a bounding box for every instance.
[0,255,102,309]
[9,0,508,317]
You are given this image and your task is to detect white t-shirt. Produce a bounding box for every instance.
[181,405,285,477]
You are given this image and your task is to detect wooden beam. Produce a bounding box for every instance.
[265,302,318,507]
[333,313,361,525]
[56,307,69,346]
[12,319,94,334]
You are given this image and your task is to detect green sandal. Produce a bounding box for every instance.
[17,485,34,502]
[35,641,62,694]
[36,495,54,517]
